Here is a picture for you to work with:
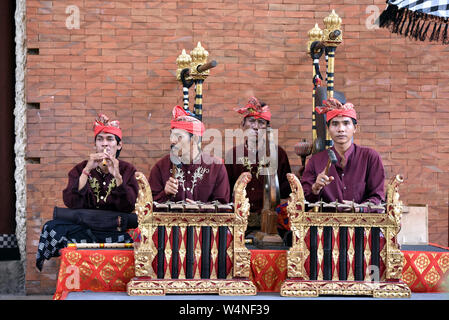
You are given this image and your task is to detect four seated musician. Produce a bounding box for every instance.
[301,98,385,212]
[36,114,139,271]
[149,105,230,204]
[225,97,292,231]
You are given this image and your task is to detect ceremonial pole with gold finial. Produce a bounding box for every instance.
[293,24,324,177]
[176,49,192,112]
[306,10,343,152]
[176,42,217,122]
[321,10,343,149]
[307,23,323,153]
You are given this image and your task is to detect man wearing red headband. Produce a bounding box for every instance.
[225,97,292,231]
[61,113,139,211]
[149,106,230,204]
[301,98,385,211]
[36,114,139,271]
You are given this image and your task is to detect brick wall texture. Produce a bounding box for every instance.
[25,0,449,294]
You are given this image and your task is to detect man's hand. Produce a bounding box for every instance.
[79,152,105,191]
[104,154,122,186]
[85,152,106,172]
[311,168,335,195]
[164,177,179,196]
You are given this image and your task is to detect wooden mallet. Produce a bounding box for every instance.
[324,149,338,175]
[170,145,183,178]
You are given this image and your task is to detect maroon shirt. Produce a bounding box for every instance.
[301,144,385,206]
[225,144,292,214]
[149,153,230,204]
[63,160,139,213]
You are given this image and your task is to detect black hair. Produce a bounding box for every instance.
[115,136,122,158]
[94,134,122,158]
[326,118,357,127]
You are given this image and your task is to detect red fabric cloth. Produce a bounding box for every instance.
[401,243,449,292]
[170,105,205,136]
[93,113,122,139]
[235,97,272,121]
[315,97,357,122]
[249,249,287,292]
[53,247,135,300]
[53,245,449,299]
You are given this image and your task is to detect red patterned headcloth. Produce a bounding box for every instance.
[93,114,122,140]
[316,98,357,122]
[170,105,205,136]
[235,97,272,121]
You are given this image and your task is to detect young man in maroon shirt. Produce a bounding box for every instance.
[63,114,138,212]
[36,114,139,271]
[301,98,385,212]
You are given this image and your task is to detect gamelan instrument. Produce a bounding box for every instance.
[260,126,281,236]
[153,200,234,213]
[280,173,411,298]
[152,200,234,279]
[128,172,257,296]
[294,139,313,172]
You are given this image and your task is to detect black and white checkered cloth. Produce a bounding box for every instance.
[388,0,449,18]
[35,219,133,271]
[0,234,18,249]
[380,0,449,43]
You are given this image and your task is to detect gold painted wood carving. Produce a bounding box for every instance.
[127,172,256,296]
[280,173,411,298]
[128,279,256,296]
[281,280,411,298]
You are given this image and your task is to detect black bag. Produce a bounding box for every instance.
[52,207,138,232]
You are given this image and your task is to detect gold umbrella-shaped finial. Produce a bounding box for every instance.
[307,23,323,54]
[323,9,342,46]
[176,49,192,81]
[189,42,210,80]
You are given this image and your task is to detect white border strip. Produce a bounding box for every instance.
[14,0,27,293]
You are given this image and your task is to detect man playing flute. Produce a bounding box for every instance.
[149,105,230,204]
[62,114,139,211]
[301,98,385,212]
[36,114,139,271]
[225,97,292,231]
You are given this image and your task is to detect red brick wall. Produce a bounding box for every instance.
[25,0,449,294]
